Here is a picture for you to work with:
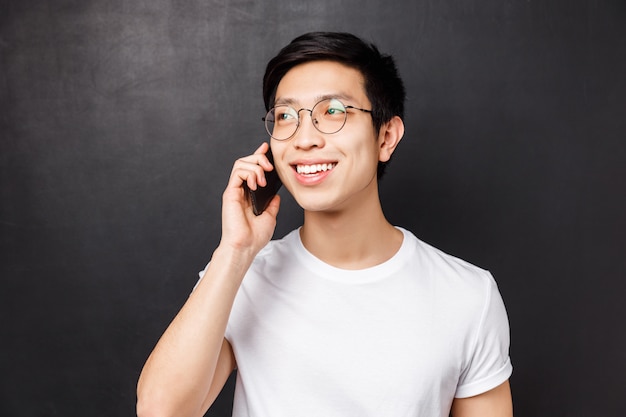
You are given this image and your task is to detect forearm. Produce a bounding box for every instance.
[136,245,254,417]
[137,142,280,417]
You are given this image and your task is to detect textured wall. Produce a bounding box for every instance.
[1,1,625,415]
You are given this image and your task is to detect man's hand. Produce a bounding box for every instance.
[220,142,281,256]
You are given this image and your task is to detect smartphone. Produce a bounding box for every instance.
[245,149,282,216]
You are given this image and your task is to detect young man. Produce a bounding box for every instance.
[137,32,513,417]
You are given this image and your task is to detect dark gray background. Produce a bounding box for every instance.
[1,1,625,416]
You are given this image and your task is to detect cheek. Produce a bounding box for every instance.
[269,144,288,180]
[344,143,381,182]
[358,133,384,165]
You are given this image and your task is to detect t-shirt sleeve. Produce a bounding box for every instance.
[191,263,210,292]
[455,273,513,398]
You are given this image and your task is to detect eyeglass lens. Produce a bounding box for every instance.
[265,98,349,141]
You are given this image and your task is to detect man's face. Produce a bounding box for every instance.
[270,60,385,214]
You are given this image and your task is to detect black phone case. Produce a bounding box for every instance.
[245,150,282,216]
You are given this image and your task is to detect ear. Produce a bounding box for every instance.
[377,116,405,163]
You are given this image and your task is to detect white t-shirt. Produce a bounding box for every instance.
[204,227,512,416]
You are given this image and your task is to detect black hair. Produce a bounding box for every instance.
[263,32,405,178]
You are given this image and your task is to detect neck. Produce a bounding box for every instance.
[300,189,403,270]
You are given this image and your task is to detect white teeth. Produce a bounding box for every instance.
[296,163,336,174]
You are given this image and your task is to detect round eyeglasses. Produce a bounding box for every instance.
[263,97,372,141]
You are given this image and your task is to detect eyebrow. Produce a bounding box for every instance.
[274,93,358,107]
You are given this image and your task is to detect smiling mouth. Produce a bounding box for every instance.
[295,163,336,175]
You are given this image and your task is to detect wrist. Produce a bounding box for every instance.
[212,243,257,274]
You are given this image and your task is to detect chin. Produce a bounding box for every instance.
[294,195,349,214]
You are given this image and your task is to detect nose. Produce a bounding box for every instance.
[292,110,325,149]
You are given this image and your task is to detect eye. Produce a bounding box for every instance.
[274,106,298,122]
[324,98,346,116]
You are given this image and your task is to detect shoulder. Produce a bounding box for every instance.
[253,228,301,265]
[399,228,500,312]
[401,228,494,284]
[243,228,305,285]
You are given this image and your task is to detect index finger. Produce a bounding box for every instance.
[252,142,274,172]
